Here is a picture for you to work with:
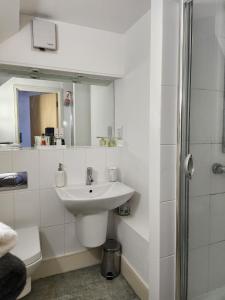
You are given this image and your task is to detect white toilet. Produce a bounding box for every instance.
[11,226,42,299]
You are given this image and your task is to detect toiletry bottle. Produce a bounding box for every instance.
[41,134,46,145]
[108,167,118,182]
[116,127,124,147]
[56,138,62,146]
[55,163,65,187]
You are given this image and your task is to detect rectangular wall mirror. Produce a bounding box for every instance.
[0,66,115,147]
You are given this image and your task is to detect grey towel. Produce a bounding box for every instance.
[0,253,26,300]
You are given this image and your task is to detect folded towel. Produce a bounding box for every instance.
[0,223,17,258]
[0,253,26,300]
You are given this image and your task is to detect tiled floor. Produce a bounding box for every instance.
[24,265,139,300]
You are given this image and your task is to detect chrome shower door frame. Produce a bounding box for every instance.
[176,0,193,300]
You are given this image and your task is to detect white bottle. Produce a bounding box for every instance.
[108,167,118,182]
[55,163,65,187]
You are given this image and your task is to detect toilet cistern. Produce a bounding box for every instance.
[86,167,94,185]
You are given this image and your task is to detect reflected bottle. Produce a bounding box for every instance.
[41,134,46,145]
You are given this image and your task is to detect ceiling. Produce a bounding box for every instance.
[20,0,150,33]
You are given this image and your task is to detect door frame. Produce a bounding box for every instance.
[14,84,62,144]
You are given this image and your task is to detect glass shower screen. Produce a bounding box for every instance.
[177,0,225,300]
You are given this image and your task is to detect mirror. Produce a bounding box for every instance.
[18,91,60,147]
[0,66,115,147]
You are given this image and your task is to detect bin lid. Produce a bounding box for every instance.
[103,239,121,251]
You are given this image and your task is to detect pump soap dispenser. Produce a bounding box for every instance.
[55,163,65,187]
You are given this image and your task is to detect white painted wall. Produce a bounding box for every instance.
[0,15,124,77]
[0,0,20,43]
[0,147,120,260]
[114,11,150,285]
[90,83,114,146]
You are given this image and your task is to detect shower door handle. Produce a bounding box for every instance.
[184,154,194,180]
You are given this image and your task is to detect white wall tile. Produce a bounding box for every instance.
[65,208,76,224]
[0,147,121,260]
[210,144,225,194]
[210,193,225,244]
[14,190,40,228]
[209,242,225,290]
[106,147,121,181]
[160,201,176,257]
[40,188,64,227]
[65,222,84,254]
[86,148,106,183]
[189,144,211,197]
[63,148,86,185]
[190,90,223,144]
[0,151,13,172]
[211,91,223,144]
[40,225,64,258]
[192,29,224,91]
[160,255,175,300]
[160,145,176,202]
[0,191,14,227]
[188,247,209,299]
[0,147,123,260]
[106,148,120,167]
[189,195,210,249]
[193,2,217,38]
[39,150,64,188]
[13,149,39,190]
[161,86,177,145]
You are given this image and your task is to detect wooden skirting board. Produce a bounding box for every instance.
[33,248,102,280]
[121,255,149,300]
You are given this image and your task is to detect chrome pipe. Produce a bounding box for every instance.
[212,163,225,174]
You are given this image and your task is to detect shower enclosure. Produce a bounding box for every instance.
[177,0,225,299]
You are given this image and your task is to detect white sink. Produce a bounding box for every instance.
[55,182,135,248]
[55,182,135,215]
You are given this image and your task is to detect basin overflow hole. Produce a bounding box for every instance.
[89,189,93,193]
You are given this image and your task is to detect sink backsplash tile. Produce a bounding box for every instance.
[0,147,121,258]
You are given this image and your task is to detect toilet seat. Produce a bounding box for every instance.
[11,226,41,266]
[10,226,42,299]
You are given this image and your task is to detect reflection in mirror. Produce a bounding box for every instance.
[0,68,115,147]
[18,91,59,147]
[75,83,114,146]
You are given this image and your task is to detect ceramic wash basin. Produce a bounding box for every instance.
[55,181,134,248]
[55,181,135,215]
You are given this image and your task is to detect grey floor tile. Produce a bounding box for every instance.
[24,265,139,300]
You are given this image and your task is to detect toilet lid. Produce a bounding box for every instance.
[11,226,41,266]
